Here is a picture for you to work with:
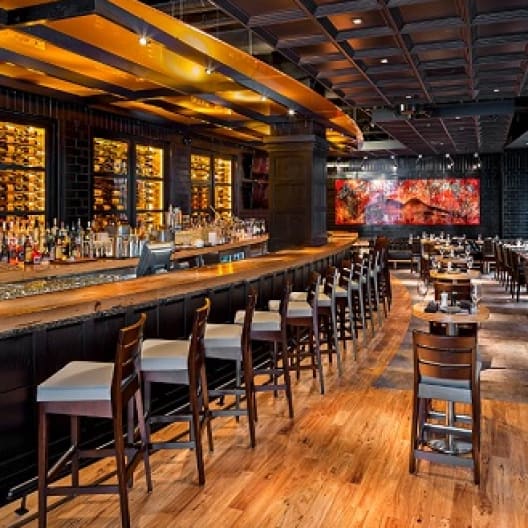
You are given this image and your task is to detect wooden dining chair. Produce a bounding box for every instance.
[409,330,480,484]
[37,313,152,528]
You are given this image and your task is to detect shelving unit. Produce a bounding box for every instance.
[241,153,269,211]
[0,121,46,224]
[191,153,211,214]
[92,137,129,224]
[214,156,232,216]
[136,144,164,228]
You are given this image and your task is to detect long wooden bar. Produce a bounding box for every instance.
[0,235,356,504]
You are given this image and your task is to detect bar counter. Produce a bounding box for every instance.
[0,234,356,504]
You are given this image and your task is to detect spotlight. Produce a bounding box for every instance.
[205,66,213,75]
[288,108,296,116]
[138,35,148,46]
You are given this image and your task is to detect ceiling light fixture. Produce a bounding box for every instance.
[405,95,412,99]
[288,108,296,116]
[138,35,148,46]
[260,95,267,101]
[380,58,388,64]
[353,18,363,25]
[493,88,500,93]
[205,65,213,75]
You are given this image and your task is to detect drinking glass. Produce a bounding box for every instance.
[467,256,473,269]
[417,279,428,300]
[471,283,482,306]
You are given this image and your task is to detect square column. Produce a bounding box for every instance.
[264,133,329,251]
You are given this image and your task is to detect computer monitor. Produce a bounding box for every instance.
[136,242,174,277]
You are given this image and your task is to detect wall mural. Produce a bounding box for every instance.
[335,178,480,225]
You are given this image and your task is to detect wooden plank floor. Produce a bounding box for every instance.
[2,271,528,528]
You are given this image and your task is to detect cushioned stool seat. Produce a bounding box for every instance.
[37,361,113,402]
[235,309,281,332]
[141,339,189,374]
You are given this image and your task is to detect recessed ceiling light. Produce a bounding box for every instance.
[380,58,388,64]
[493,88,500,93]
[260,95,267,101]
[138,36,148,46]
[353,18,363,25]
[288,108,295,116]
[455,116,461,120]
[405,95,412,99]
[205,66,213,75]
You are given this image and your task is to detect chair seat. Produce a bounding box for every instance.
[318,293,332,307]
[289,291,307,302]
[141,339,189,372]
[235,310,281,332]
[334,284,347,297]
[286,301,313,318]
[37,361,113,403]
[204,323,243,360]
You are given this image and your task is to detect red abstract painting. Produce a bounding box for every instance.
[335,178,480,225]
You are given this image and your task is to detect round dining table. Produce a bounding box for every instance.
[412,301,489,335]
[429,269,480,284]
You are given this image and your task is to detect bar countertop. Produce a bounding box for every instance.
[0,235,356,335]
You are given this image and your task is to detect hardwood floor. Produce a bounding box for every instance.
[2,271,528,527]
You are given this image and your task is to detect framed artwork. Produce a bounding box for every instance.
[335,178,480,225]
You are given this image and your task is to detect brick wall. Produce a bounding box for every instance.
[502,149,528,238]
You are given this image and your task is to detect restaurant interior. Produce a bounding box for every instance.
[1,1,528,527]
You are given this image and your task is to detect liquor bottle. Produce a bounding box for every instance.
[24,236,33,265]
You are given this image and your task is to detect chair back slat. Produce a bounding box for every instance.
[113,313,146,399]
[413,330,477,385]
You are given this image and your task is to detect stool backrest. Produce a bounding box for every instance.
[188,298,211,390]
[412,330,477,386]
[242,289,257,361]
[113,312,147,402]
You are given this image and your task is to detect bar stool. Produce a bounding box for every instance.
[235,281,294,418]
[319,266,342,373]
[204,290,257,447]
[271,272,324,394]
[140,298,213,485]
[336,262,361,356]
[37,313,152,528]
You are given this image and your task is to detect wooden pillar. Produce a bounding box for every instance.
[264,125,328,251]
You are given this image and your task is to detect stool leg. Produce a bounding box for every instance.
[189,384,206,485]
[70,416,79,488]
[242,358,256,448]
[312,313,324,395]
[113,408,131,528]
[330,302,342,374]
[280,337,294,419]
[38,406,48,528]
[134,390,153,492]
[201,365,214,452]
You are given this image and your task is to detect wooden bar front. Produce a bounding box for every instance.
[0,235,356,503]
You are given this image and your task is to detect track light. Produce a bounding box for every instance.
[138,35,148,46]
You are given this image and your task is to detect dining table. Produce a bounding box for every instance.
[429,269,480,284]
[412,300,489,336]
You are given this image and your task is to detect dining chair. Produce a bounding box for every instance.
[409,330,480,484]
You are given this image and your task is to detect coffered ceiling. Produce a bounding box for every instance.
[1,0,528,158]
[142,0,528,158]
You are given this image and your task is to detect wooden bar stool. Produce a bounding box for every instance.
[37,313,152,528]
[204,290,257,447]
[271,272,324,394]
[140,298,213,485]
[235,281,294,418]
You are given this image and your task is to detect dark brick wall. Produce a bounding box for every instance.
[502,149,528,238]
[327,153,503,239]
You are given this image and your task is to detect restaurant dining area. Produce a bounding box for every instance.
[3,0,528,526]
[1,234,528,528]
